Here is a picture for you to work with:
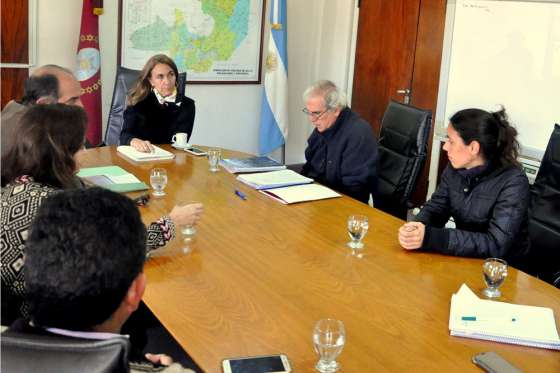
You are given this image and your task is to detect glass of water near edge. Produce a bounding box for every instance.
[347,215,368,251]
[482,258,508,298]
[150,168,168,197]
[313,319,346,373]
[208,148,221,172]
[179,201,199,254]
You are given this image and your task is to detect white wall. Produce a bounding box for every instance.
[33,0,358,163]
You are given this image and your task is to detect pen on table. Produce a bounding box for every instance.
[461,316,517,322]
[234,189,247,200]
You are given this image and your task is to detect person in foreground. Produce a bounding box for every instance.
[1,64,83,155]
[300,80,378,204]
[1,104,203,324]
[120,54,195,152]
[398,108,530,268]
[6,187,194,372]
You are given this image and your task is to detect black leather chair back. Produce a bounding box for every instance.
[528,124,560,287]
[375,100,432,219]
[104,67,187,146]
[1,330,130,373]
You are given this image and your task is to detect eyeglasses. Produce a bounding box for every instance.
[133,193,150,206]
[302,108,329,120]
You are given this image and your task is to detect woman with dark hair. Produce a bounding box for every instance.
[398,107,530,267]
[120,54,195,153]
[1,104,203,324]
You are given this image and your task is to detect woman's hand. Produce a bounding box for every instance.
[398,222,425,250]
[169,203,204,226]
[145,353,173,366]
[130,138,154,153]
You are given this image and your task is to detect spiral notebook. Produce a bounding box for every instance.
[449,284,560,350]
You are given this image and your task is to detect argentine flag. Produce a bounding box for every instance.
[259,0,288,155]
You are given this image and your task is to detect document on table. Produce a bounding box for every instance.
[449,283,560,350]
[77,166,148,193]
[237,169,313,190]
[260,183,340,204]
[117,145,174,161]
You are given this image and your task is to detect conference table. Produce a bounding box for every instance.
[80,145,560,372]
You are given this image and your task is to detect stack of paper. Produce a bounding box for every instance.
[449,284,560,350]
[220,156,286,173]
[260,184,340,204]
[237,170,313,190]
[117,145,174,162]
[77,166,148,193]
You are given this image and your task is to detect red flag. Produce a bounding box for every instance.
[76,0,103,145]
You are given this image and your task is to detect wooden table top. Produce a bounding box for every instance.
[79,145,560,372]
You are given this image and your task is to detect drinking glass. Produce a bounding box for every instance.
[180,224,197,254]
[208,148,221,172]
[312,319,345,373]
[347,215,368,250]
[150,168,168,197]
[482,258,508,298]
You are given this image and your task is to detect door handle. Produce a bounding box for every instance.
[396,89,411,104]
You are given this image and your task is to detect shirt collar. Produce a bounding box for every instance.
[153,87,178,105]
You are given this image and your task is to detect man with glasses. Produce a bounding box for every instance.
[300,80,378,204]
[1,64,84,156]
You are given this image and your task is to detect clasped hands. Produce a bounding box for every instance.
[398,222,425,250]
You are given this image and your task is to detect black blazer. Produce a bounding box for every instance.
[120,91,195,145]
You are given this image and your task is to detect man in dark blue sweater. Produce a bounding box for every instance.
[301,80,378,204]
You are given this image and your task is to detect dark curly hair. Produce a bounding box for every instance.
[25,187,147,330]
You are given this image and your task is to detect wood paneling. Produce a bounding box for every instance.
[409,0,447,204]
[78,145,560,373]
[1,0,28,64]
[1,68,28,109]
[1,0,29,109]
[352,0,421,137]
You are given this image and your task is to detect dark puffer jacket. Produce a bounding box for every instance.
[416,163,530,269]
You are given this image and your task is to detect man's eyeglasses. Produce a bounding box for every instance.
[302,108,329,120]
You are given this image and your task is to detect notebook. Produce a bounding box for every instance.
[117,145,175,162]
[77,166,148,193]
[448,284,560,350]
[260,183,341,204]
[237,170,313,190]
[220,156,286,173]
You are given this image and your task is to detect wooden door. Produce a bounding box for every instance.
[352,0,446,204]
[1,0,29,109]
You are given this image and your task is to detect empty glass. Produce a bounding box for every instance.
[482,258,508,298]
[312,319,345,373]
[150,168,168,197]
[208,148,221,172]
[347,215,368,250]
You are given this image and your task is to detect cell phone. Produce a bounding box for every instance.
[472,352,522,373]
[222,354,291,373]
[184,147,207,156]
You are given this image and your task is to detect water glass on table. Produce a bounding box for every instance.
[482,258,508,298]
[313,319,346,373]
[150,168,168,197]
[347,215,368,251]
[208,148,221,172]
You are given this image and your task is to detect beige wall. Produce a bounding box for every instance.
[32,0,358,163]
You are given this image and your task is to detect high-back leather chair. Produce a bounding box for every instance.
[374,100,432,219]
[1,330,130,373]
[528,124,560,287]
[104,67,187,146]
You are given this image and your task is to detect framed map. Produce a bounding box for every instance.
[119,0,265,83]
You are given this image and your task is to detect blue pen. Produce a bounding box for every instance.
[234,190,247,200]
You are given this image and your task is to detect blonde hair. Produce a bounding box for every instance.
[128,54,179,106]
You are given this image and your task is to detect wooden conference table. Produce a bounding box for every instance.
[80,145,560,372]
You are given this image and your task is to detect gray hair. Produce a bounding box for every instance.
[303,80,348,110]
[22,65,75,105]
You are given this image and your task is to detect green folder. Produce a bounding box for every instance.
[77,166,148,193]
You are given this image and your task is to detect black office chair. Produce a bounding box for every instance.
[1,330,130,373]
[374,100,432,219]
[528,124,560,288]
[104,66,187,146]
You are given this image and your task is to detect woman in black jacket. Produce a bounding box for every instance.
[398,108,530,268]
[120,54,195,152]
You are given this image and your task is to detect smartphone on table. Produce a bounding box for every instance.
[222,354,291,373]
[184,147,207,156]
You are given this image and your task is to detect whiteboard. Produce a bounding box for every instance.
[444,0,560,152]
